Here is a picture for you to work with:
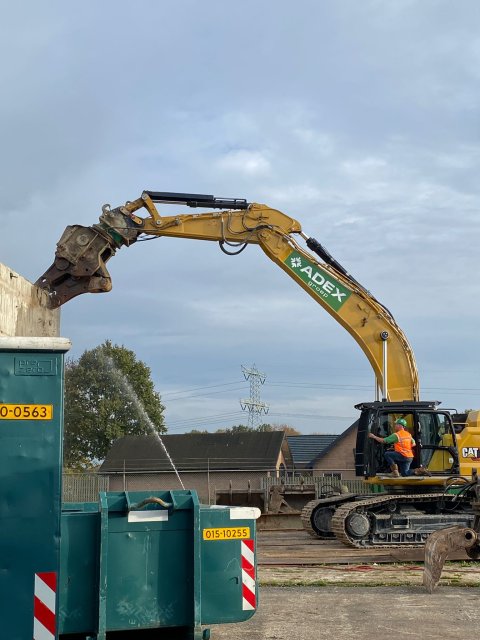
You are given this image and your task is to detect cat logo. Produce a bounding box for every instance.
[462,447,480,460]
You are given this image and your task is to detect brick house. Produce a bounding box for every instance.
[286,434,338,472]
[309,421,358,480]
[286,422,358,481]
[98,431,289,503]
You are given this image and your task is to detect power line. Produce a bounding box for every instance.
[162,379,480,401]
[166,411,245,428]
[162,380,245,397]
[166,417,247,433]
[164,409,355,433]
[165,385,248,402]
[269,381,371,389]
[267,412,354,420]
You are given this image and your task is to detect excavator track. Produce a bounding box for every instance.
[330,493,474,548]
[301,494,358,539]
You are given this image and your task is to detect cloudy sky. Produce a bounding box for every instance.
[2,1,480,435]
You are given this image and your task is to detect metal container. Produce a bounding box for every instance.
[0,337,71,640]
[0,337,259,639]
[60,492,259,639]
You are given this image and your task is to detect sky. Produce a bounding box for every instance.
[2,1,480,435]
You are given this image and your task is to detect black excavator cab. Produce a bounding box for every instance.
[355,401,459,478]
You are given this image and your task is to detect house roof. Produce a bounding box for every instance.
[286,435,339,468]
[99,431,285,473]
[308,420,359,467]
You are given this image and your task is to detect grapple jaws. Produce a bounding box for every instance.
[35,224,117,308]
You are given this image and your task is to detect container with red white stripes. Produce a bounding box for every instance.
[0,338,70,640]
[200,505,260,625]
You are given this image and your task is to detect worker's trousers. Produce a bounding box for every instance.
[384,450,414,477]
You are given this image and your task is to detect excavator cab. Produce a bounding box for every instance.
[355,401,459,479]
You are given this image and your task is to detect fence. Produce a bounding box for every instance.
[62,473,109,503]
[101,467,275,505]
[262,475,378,497]
[62,470,379,506]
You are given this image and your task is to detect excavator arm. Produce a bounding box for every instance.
[36,190,419,402]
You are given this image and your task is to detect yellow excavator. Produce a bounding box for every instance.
[36,191,480,555]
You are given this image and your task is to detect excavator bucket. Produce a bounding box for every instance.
[423,526,477,593]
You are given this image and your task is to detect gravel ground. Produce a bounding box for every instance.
[210,585,478,639]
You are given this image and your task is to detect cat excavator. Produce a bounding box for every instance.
[36,191,480,552]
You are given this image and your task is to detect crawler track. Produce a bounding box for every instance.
[301,494,357,539]
[302,493,474,548]
[330,493,473,548]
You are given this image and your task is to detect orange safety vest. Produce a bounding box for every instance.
[394,428,414,458]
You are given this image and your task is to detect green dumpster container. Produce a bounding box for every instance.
[0,337,71,640]
[0,337,259,639]
[60,491,259,639]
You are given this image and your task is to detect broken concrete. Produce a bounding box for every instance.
[0,262,60,337]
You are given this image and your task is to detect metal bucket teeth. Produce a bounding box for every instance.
[423,526,477,593]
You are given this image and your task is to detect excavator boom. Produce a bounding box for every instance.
[36,190,419,403]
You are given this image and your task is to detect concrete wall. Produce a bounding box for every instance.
[0,263,60,337]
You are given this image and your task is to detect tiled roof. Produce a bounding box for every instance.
[287,421,359,468]
[309,420,359,467]
[99,431,285,472]
[286,435,339,468]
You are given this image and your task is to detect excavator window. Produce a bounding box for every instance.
[359,408,457,477]
[355,403,457,477]
[417,412,457,473]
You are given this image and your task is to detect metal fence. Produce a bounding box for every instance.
[100,468,275,506]
[62,470,378,505]
[62,473,109,503]
[262,475,378,497]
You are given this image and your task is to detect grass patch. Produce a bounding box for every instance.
[259,579,480,588]
[260,580,418,587]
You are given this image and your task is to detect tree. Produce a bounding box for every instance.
[268,423,302,436]
[64,340,165,469]
[215,423,301,435]
[219,424,255,433]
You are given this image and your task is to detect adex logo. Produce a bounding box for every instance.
[462,447,480,461]
[285,251,352,311]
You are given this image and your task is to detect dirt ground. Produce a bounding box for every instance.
[257,529,480,587]
[207,529,480,639]
[210,585,478,639]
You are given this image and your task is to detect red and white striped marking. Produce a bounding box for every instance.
[241,539,256,610]
[33,572,57,640]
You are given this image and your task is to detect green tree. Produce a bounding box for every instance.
[215,423,301,435]
[64,340,165,469]
[268,423,301,436]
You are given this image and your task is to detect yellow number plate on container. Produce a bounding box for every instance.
[0,404,53,420]
[203,527,250,541]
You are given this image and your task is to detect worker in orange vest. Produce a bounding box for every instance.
[368,418,430,477]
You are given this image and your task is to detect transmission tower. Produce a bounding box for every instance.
[240,363,269,428]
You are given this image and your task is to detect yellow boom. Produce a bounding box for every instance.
[36,191,419,402]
